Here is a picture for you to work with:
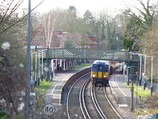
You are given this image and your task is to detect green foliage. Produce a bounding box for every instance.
[0,1,26,116]
[75,63,91,68]
[0,56,4,61]
[14,115,21,119]
[0,112,9,119]
[64,40,73,48]
[35,80,52,108]
[135,108,158,116]
[2,67,6,71]
[35,80,52,96]
[136,27,146,37]
[124,15,145,44]
[122,0,156,51]
[124,83,150,97]
[123,38,133,50]
[68,6,76,12]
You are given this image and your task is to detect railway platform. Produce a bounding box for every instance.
[109,74,133,108]
[109,73,158,108]
[44,66,90,108]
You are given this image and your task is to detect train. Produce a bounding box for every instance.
[90,60,112,86]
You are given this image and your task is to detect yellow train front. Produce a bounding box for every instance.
[91,60,110,86]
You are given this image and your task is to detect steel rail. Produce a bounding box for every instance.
[79,78,91,119]
[103,87,124,119]
[66,73,90,119]
[91,86,107,119]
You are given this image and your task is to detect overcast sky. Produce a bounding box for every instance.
[37,0,125,15]
[21,0,157,16]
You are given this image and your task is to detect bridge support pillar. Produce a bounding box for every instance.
[45,59,51,81]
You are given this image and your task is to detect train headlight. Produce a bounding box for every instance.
[103,76,107,78]
[92,74,96,77]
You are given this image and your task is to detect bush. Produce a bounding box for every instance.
[144,92,158,108]
[0,112,9,119]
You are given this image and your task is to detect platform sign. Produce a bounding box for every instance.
[43,103,54,116]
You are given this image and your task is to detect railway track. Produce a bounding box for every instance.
[94,86,123,119]
[66,73,90,118]
[65,73,124,119]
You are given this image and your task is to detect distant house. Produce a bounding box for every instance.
[31,25,46,48]
[31,26,61,48]
[60,32,95,48]
[31,26,97,49]
[88,35,98,49]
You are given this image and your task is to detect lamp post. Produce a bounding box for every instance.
[131,76,134,112]
[138,54,143,86]
[127,67,130,85]
[150,56,153,95]
[123,62,126,82]
[142,54,153,95]
[38,52,41,85]
[144,55,147,76]
[25,0,31,118]
[134,53,154,94]
[41,51,44,80]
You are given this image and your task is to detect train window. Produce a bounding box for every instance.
[103,65,109,72]
[98,65,103,71]
[97,65,108,72]
[92,64,98,71]
[92,63,109,72]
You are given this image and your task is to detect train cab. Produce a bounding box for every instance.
[91,60,110,86]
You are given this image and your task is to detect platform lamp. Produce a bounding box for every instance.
[138,54,143,86]
[148,55,154,95]
[139,54,153,95]
[127,66,130,85]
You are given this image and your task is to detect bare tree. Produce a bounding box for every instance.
[41,11,58,48]
[141,23,158,82]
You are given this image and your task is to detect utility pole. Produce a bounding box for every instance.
[25,0,31,118]
[150,56,153,95]
[131,78,134,111]
[127,67,130,85]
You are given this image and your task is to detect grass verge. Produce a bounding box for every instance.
[123,83,150,96]
[134,108,158,116]
[34,80,52,108]
[123,83,158,116]
[74,63,91,68]
[35,80,52,96]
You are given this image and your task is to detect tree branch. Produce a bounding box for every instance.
[0,0,45,35]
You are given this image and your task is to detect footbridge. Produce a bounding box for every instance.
[37,48,139,62]
[32,48,139,80]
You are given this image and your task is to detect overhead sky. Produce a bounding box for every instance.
[21,0,126,16]
[22,0,157,16]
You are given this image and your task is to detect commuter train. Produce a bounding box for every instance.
[91,60,112,86]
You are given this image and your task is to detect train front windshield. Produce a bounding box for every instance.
[92,64,109,72]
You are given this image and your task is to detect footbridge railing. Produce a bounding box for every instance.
[36,48,140,62]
